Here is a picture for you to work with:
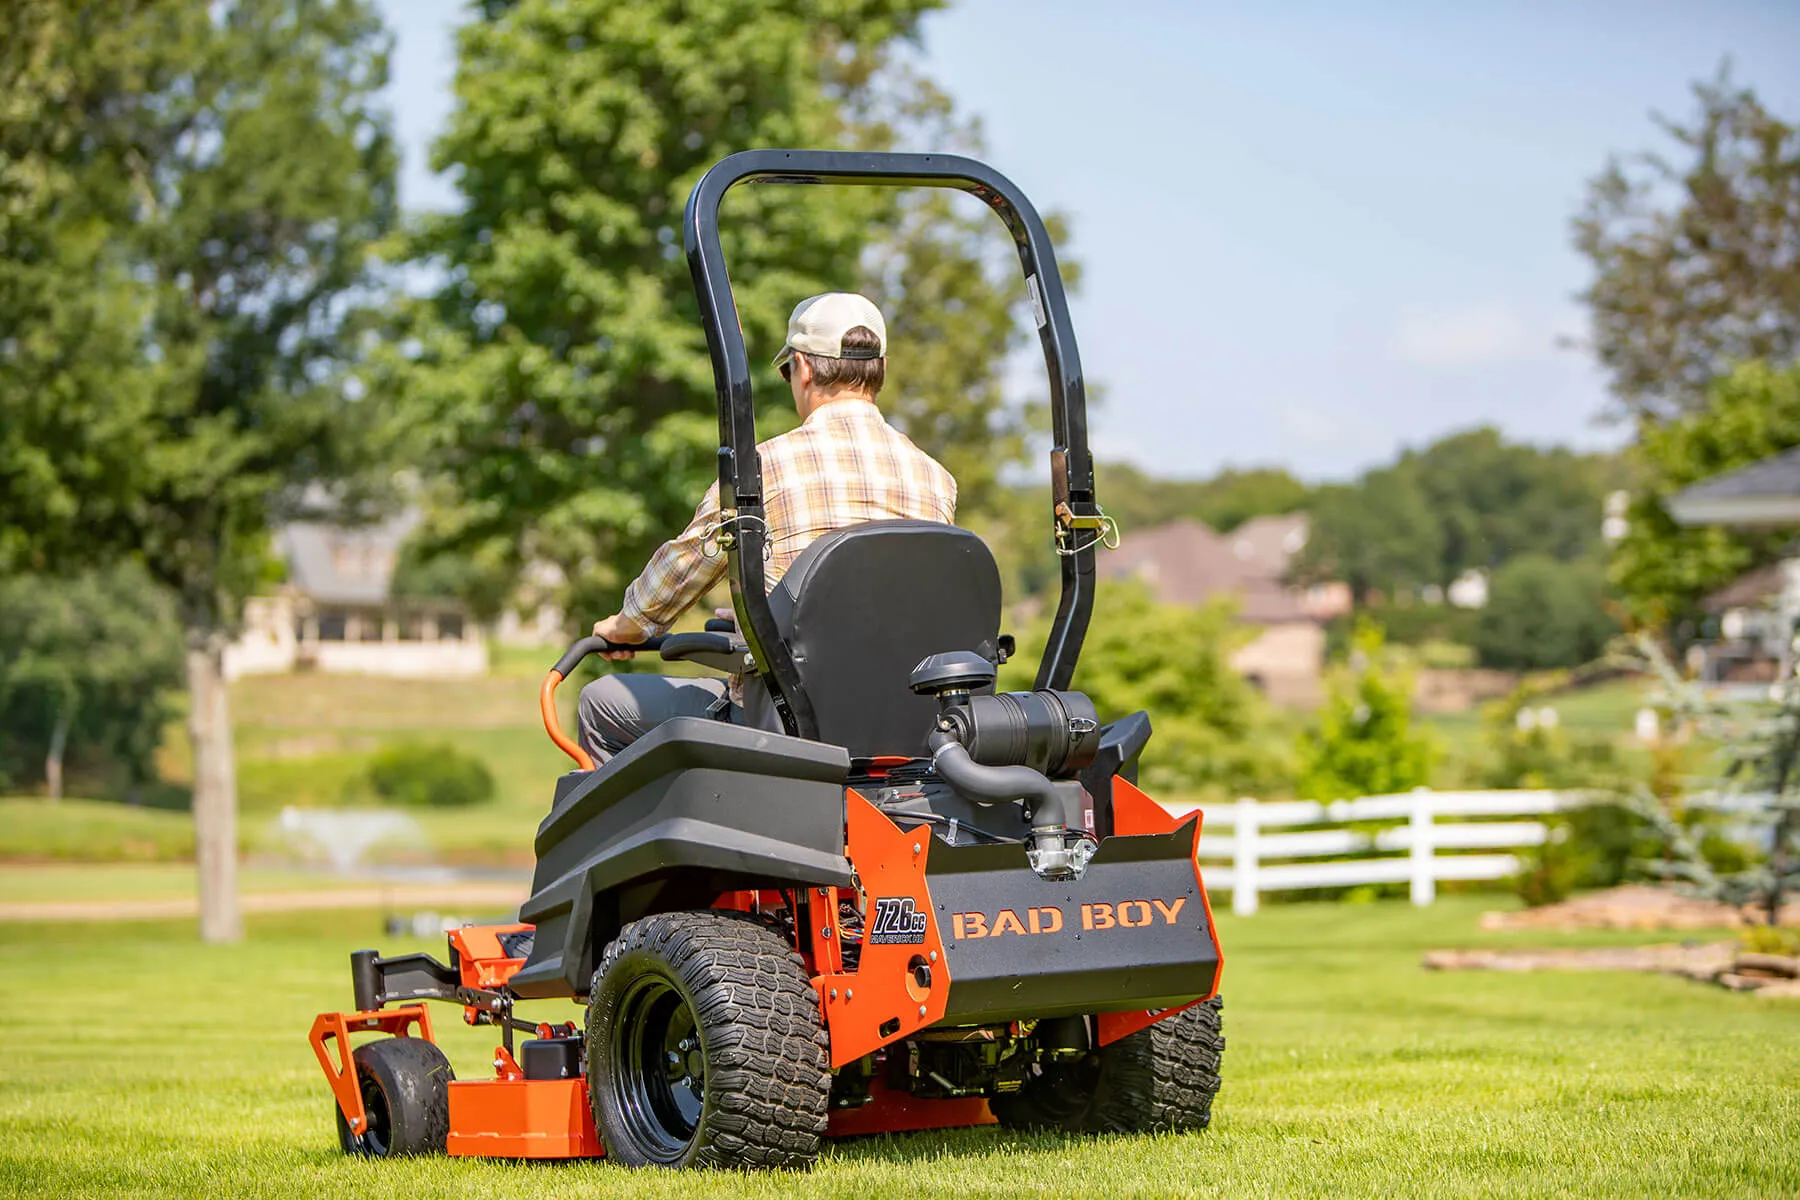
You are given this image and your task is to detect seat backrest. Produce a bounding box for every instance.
[761,520,1002,759]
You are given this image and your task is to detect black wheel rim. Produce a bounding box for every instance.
[610,973,706,1163]
[357,1071,392,1155]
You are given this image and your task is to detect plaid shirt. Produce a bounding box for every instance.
[621,399,958,639]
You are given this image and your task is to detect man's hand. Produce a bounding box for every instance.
[593,613,648,661]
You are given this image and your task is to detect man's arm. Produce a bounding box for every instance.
[594,483,729,656]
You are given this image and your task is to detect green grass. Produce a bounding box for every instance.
[0,895,1794,1198]
[0,798,196,862]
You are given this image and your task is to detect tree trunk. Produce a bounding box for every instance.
[185,630,242,943]
[45,708,70,803]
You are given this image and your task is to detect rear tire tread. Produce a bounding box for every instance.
[1089,996,1225,1133]
[992,996,1224,1135]
[588,909,830,1169]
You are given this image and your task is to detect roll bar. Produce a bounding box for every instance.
[683,149,1100,740]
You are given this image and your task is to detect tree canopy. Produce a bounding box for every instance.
[1295,426,1619,602]
[1094,462,1310,535]
[0,567,183,800]
[392,0,1069,623]
[1574,69,1800,423]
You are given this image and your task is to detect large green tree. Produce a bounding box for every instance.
[397,0,1076,624]
[398,0,920,621]
[1574,69,1800,423]
[0,0,398,940]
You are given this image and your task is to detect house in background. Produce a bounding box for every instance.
[224,512,488,680]
[1098,513,1349,706]
[1689,563,1786,683]
[1668,447,1800,686]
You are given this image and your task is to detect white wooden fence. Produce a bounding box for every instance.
[1162,789,1574,916]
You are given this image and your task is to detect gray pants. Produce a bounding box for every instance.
[577,673,735,763]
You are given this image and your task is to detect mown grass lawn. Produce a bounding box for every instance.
[1,895,1794,1199]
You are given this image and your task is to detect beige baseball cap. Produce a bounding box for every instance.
[772,292,887,370]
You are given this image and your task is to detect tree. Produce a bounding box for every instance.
[1623,636,1800,925]
[1609,361,1800,630]
[1294,426,1620,602]
[394,0,983,625]
[1295,470,1442,602]
[999,582,1292,797]
[1573,68,1800,423]
[0,1,398,940]
[1296,623,1434,801]
[1472,554,1618,670]
[0,568,184,799]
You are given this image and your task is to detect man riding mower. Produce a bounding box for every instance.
[307,150,1225,1172]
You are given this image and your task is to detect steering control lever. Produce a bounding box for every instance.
[539,633,668,772]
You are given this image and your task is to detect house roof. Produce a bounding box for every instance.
[1098,517,1312,623]
[277,509,419,607]
[1226,512,1309,577]
[1701,562,1784,613]
[1668,447,1800,528]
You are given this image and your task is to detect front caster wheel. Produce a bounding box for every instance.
[586,910,830,1169]
[334,1036,454,1156]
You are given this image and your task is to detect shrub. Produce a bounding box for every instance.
[1297,622,1434,800]
[1474,554,1618,670]
[365,742,495,808]
[1514,803,1655,907]
[1480,681,1626,792]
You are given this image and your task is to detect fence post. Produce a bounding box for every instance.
[1233,796,1260,916]
[1409,787,1435,907]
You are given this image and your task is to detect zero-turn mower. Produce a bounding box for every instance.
[308,149,1224,1170]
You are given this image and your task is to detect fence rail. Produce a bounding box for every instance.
[1161,789,1575,915]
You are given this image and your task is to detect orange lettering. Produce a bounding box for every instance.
[955,912,989,940]
[1034,906,1064,933]
[1083,903,1116,930]
[1152,898,1187,925]
[993,909,1027,936]
[1118,900,1152,928]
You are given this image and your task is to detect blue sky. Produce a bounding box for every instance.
[376,0,1800,480]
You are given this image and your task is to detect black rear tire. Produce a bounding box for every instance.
[586,910,830,1169]
[993,997,1224,1135]
[334,1036,454,1156]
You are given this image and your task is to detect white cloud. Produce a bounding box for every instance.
[1392,302,1532,368]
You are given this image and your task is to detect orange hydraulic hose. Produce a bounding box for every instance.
[540,670,595,772]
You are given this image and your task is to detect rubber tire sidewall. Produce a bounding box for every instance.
[587,910,830,1170]
[334,1036,454,1157]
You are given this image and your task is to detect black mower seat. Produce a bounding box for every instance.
[750,519,1003,759]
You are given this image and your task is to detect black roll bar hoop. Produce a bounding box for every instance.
[683,149,1100,739]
